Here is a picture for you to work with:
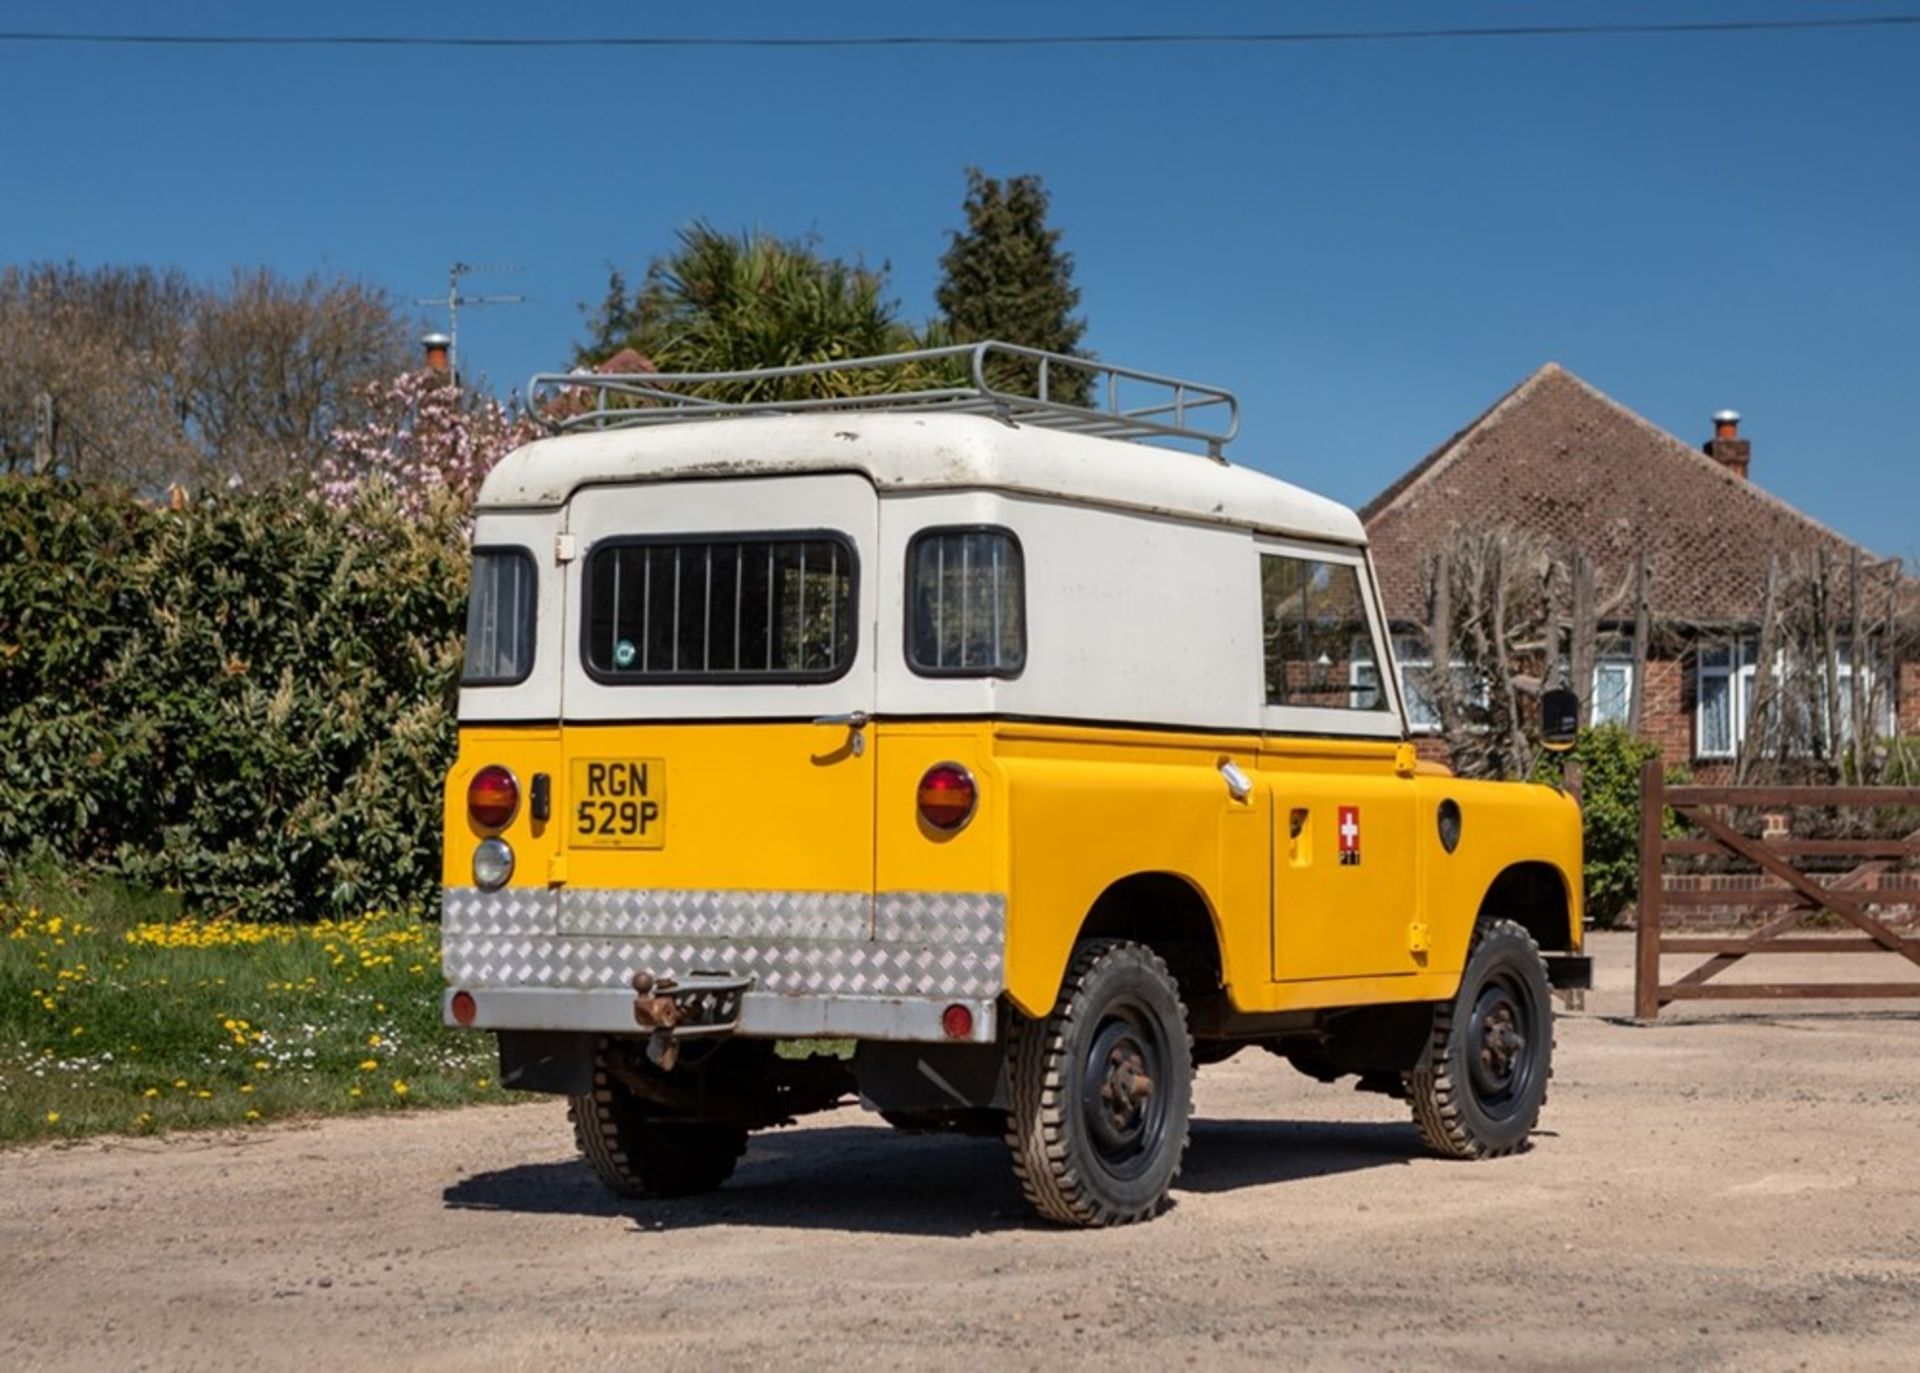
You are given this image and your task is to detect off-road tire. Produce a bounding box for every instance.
[1004,939,1193,1227]
[568,1064,747,1199]
[1406,918,1554,1159]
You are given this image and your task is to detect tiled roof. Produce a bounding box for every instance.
[1361,363,1881,628]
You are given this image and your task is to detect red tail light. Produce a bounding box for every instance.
[917,763,977,832]
[468,765,519,829]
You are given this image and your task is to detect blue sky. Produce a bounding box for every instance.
[4,2,1916,557]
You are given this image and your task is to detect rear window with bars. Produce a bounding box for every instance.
[907,527,1026,677]
[462,548,536,686]
[583,534,856,682]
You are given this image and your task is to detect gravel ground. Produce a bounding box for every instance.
[3,931,1917,1372]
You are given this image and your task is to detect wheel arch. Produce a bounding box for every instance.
[1074,871,1227,1011]
[1476,860,1577,953]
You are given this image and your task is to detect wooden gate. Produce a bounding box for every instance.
[1634,761,1920,1019]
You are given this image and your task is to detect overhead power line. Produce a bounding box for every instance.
[3,15,1920,52]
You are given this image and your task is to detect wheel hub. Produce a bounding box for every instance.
[1469,988,1528,1100]
[1080,1012,1167,1173]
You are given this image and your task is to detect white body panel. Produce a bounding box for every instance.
[477,411,1365,547]
[460,415,1405,736]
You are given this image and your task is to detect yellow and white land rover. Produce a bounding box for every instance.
[442,344,1588,1226]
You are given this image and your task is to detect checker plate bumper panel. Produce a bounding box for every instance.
[442,887,1006,1000]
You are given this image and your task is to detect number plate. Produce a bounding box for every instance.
[569,758,666,849]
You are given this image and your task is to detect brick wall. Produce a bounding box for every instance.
[1902,661,1920,737]
[1638,653,1693,766]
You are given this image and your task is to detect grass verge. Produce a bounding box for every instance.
[1,873,499,1146]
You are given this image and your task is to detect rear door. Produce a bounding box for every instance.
[555,474,878,905]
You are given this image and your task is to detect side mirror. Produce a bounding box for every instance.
[1540,687,1580,753]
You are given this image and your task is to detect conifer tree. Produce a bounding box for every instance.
[935,169,1089,403]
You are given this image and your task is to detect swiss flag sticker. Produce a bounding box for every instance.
[1338,805,1361,866]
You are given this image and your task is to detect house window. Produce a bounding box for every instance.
[1697,638,1892,760]
[1696,639,1757,759]
[1356,635,1482,731]
[1591,656,1634,728]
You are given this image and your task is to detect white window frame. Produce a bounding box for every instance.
[1591,655,1635,729]
[1696,638,1757,760]
[1355,633,1485,736]
[1698,636,1893,761]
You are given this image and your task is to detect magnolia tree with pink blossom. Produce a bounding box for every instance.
[320,371,539,519]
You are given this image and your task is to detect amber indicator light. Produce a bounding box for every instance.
[917,763,977,831]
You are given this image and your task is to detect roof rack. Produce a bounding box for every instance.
[526,341,1239,458]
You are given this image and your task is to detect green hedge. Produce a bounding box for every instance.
[1534,723,1688,929]
[0,478,468,921]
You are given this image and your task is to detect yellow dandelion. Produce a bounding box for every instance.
[195,1090,212,1100]
[136,1113,153,1126]
[348,1086,363,1098]
[143,1087,160,1099]
[367,1033,382,1047]
[45,1112,59,1124]
[475,1078,490,1090]
[244,1110,261,1121]
[358,1059,379,1072]
[238,1084,255,1094]
[173,1079,188,1089]
[253,1060,269,1071]
[391,1081,409,1097]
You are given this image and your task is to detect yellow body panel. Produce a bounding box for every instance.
[445,719,1582,1021]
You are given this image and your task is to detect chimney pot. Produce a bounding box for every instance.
[1705,409,1750,479]
[422,332,452,373]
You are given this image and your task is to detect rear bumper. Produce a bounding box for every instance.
[443,986,999,1044]
[1544,953,1593,991]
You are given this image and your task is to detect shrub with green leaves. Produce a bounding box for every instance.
[1534,723,1685,928]
[0,477,467,921]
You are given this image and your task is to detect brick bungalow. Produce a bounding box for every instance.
[1361,363,1918,780]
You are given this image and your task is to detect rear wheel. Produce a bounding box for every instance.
[1406,918,1553,1159]
[569,1064,747,1199]
[1004,939,1193,1227]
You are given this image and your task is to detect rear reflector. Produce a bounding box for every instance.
[450,991,477,1026]
[917,763,977,832]
[942,1003,974,1039]
[468,765,519,829]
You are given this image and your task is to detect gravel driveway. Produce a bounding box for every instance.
[4,932,1917,1371]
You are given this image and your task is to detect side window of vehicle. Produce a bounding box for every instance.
[906,527,1026,678]
[462,547,537,686]
[1260,554,1389,711]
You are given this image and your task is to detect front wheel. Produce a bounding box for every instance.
[1004,939,1193,1227]
[1406,918,1553,1159]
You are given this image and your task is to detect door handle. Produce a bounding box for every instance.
[812,711,870,729]
[1219,759,1253,802]
[812,711,869,757]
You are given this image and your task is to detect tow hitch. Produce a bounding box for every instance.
[630,970,753,1070]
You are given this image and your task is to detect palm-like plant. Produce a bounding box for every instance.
[624,224,956,403]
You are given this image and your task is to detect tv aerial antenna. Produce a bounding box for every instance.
[417,262,526,379]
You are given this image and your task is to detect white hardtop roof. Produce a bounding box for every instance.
[477,410,1366,546]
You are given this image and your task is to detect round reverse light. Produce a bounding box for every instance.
[917,763,977,832]
[468,765,519,830]
[472,837,515,890]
